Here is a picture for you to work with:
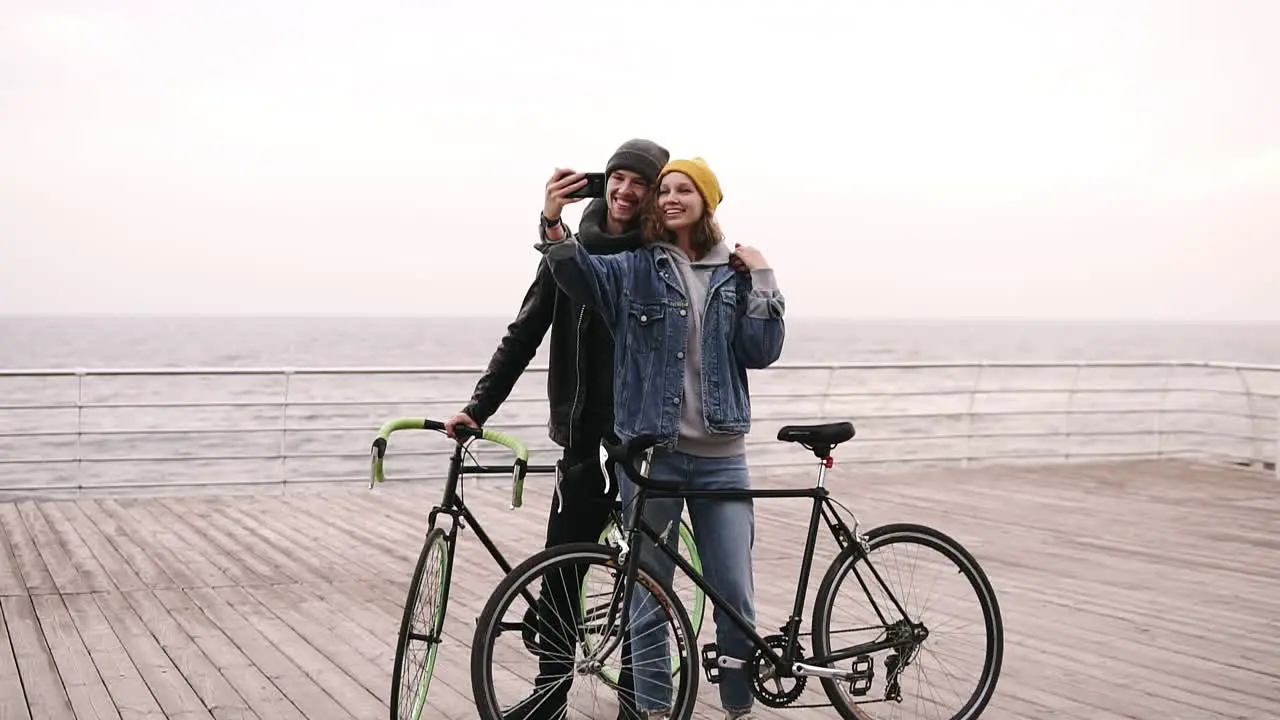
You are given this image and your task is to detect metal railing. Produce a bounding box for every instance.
[0,360,1277,494]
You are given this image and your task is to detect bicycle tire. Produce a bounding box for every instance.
[471,542,699,720]
[595,514,707,642]
[390,527,453,720]
[810,522,1004,720]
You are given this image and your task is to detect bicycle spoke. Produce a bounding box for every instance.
[471,544,698,720]
[812,523,1003,720]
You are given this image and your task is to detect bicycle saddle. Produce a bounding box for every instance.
[777,421,855,457]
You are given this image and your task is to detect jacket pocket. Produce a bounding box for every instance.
[708,283,751,430]
[625,301,666,355]
[715,284,740,337]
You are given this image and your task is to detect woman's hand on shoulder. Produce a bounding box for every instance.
[730,243,769,273]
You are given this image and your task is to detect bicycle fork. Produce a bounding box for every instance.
[589,447,657,669]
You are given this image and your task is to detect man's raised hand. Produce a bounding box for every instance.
[543,168,588,221]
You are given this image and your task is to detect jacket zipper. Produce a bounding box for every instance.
[568,305,585,448]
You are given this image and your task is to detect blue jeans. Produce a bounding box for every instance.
[620,448,757,715]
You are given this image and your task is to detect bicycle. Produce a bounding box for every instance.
[367,417,706,720]
[469,421,1005,720]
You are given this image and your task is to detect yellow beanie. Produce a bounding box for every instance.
[660,157,723,214]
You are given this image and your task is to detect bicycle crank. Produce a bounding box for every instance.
[749,634,807,708]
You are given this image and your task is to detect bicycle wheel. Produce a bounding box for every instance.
[518,516,704,668]
[390,527,453,720]
[471,542,699,720]
[810,522,1003,720]
[595,513,706,644]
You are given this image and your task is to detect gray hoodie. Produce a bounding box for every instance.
[654,241,779,457]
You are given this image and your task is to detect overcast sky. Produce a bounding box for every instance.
[1,0,1276,320]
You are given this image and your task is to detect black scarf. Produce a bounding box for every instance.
[577,198,646,255]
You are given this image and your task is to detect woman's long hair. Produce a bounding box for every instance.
[640,189,724,258]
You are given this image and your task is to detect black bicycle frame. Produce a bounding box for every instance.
[612,480,866,677]
[428,443,558,578]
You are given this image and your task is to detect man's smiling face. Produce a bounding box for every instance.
[606,168,650,227]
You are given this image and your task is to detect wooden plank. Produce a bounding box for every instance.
[37,502,116,593]
[182,499,315,586]
[298,580,481,720]
[94,500,195,589]
[183,587,357,720]
[211,585,385,719]
[62,592,167,720]
[0,598,34,720]
[0,458,1276,719]
[54,501,147,593]
[118,589,259,719]
[226,497,383,586]
[15,500,87,595]
[128,501,236,589]
[30,594,120,720]
[173,498,317,586]
[229,489,502,717]
[150,587,308,720]
[240,583,390,688]
[90,591,213,719]
[1,595,75,719]
[74,500,175,591]
[150,498,276,587]
[0,508,26,596]
[0,503,56,595]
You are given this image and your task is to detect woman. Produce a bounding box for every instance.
[536,157,785,720]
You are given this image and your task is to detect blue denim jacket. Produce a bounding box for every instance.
[537,235,785,448]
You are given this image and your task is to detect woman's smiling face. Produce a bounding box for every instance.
[657,171,705,232]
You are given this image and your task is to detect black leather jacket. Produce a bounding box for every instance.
[461,200,643,449]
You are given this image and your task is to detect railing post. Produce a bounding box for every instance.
[817,365,837,422]
[1064,364,1083,462]
[961,363,985,468]
[1233,368,1261,468]
[75,371,84,494]
[1155,363,1172,459]
[280,370,292,489]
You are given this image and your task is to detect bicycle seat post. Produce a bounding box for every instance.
[815,448,834,488]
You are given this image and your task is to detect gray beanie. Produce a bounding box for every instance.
[605,138,670,185]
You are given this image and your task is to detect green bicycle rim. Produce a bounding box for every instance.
[409,534,450,720]
[587,518,704,682]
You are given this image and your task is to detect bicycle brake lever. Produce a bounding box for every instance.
[553,462,565,514]
[597,443,612,496]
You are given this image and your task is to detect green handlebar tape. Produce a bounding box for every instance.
[480,429,531,508]
[368,419,530,508]
[478,428,528,458]
[377,417,433,438]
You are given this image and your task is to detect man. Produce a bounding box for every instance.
[446,138,669,720]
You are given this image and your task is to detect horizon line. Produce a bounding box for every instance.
[1,313,1277,325]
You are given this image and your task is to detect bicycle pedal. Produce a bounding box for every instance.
[848,654,874,697]
[700,643,722,684]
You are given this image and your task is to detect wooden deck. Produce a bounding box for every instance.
[1,458,1277,719]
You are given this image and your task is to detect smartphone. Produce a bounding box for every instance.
[565,172,606,199]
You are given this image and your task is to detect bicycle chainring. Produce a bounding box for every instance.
[749,634,807,708]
